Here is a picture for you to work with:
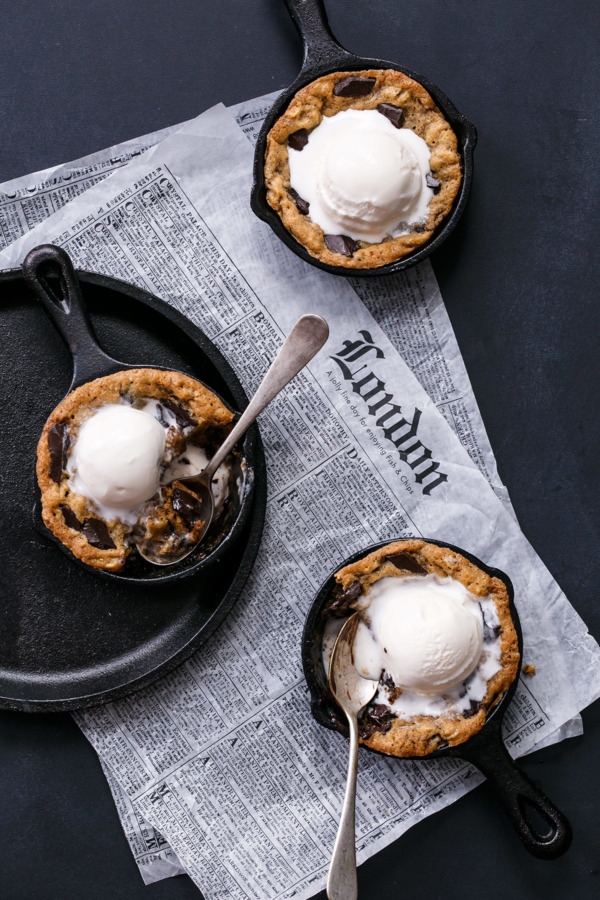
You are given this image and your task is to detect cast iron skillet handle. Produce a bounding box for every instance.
[22,244,116,387]
[460,722,572,859]
[283,0,355,72]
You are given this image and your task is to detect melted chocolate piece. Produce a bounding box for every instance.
[155,403,170,428]
[377,103,405,129]
[329,580,362,613]
[359,703,395,739]
[288,188,310,216]
[386,551,426,575]
[59,504,83,532]
[48,422,67,484]
[324,234,359,257]
[333,76,376,98]
[162,399,196,428]
[380,672,395,691]
[426,173,441,194]
[82,518,116,550]
[464,699,482,718]
[172,486,204,530]
[287,128,309,151]
[381,672,403,704]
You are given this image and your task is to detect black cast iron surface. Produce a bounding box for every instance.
[0,1,598,899]
[250,0,477,278]
[0,267,266,711]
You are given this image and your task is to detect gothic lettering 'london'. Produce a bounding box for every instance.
[330,331,448,495]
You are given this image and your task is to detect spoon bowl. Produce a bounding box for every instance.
[134,475,215,566]
[329,614,378,716]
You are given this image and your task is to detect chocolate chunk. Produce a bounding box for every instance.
[339,580,362,603]
[155,403,170,428]
[329,580,362,613]
[48,422,67,484]
[411,223,427,233]
[333,76,376,98]
[172,486,204,530]
[288,188,310,216]
[381,673,402,703]
[82,518,116,550]
[381,672,395,691]
[426,173,441,194]
[59,504,83,532]
[386,551,426,575]
[464,699,482,718]
[287,128,309,151]
[377,103,405,129]
[324,234,359,257]
[162,399,196,428]
[359,703,395,739]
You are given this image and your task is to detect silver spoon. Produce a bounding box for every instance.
[327,613,378,900]
[136,313,329,565]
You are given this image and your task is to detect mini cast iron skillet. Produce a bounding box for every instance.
[251,0,477,277]
[22,243,257,585]
[302,539,572,860]
[0,255,266,710]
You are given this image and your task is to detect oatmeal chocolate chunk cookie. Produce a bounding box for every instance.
[37,368,234,572]
[264,70,462,269]
[326,540,520,756]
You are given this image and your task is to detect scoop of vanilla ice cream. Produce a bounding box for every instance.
[288,109,434,242]
[71,404,166,509]
[353,575,484,695]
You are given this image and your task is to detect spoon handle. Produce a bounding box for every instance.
[204,314,328,478]
[327,712,359,900]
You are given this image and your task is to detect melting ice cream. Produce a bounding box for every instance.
[352,575,502,719]
[288,109,434,242]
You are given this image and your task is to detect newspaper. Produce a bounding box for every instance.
[0,122,183,250]
[2,103,598,899]
[100,759,186,885]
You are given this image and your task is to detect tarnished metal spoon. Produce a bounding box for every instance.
[136,313,329,565]
[327,613,378,900]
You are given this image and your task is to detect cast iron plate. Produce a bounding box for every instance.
[0,268,267,712]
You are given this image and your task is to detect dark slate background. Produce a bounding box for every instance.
[1,1,598,898]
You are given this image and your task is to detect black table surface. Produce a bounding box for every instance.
[1,1,598,898]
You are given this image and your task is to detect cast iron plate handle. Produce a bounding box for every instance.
[284,0,353,72]
[22,243,120,388]
[459,719,573,859]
